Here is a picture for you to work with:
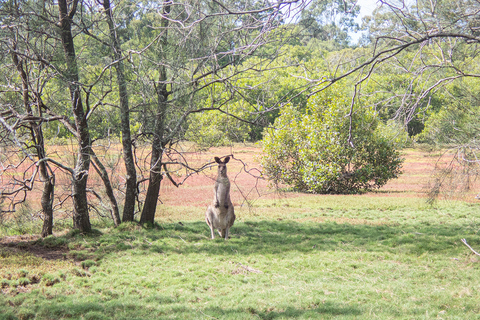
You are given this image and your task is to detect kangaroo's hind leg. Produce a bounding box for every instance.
[205,206,215,239]
[224,206,235,240]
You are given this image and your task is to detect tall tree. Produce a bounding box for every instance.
[0,1,59,236]
[139,2,171,224]
[57,0,92,232]
[136,0,310,224]
[10,40,56,237]
[298,0,360,46]
[102,0,136,223]
[1,0,316,229]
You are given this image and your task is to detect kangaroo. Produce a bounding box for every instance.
[205,156,236,239]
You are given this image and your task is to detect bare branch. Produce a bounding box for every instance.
[461,238,480,257]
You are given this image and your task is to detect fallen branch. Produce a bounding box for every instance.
[461,238,480,256]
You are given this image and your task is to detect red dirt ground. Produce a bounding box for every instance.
[157,147,476,207]
[1,144,478,218]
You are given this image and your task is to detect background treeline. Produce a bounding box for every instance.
[17,9,477,150]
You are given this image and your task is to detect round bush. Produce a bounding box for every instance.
[261,92,403,194]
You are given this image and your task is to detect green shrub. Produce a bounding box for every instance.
[261,91,404,194]
[185,101,251,147]
[418,103,480,145]
[376,120,410,148]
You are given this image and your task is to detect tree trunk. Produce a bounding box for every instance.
[10,41,56,238]
[140,3,171,225]
[139,80,168,224]
[58,0,91,233]
[139,152,163,224]
[91,151,121,226]
[103,0,137,222]
[40,172,55,237]
[35,116,55,237]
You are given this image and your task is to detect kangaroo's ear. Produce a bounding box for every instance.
[214,157,221,164]
[223,156,230,164]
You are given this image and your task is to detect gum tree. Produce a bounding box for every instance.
[358,0,480,198]
[0,0,109,233]
[0,18,56,237]
[128,1,312,224]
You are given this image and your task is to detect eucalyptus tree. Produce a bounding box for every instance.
[0,0,118,233]
[367,0,480,199]
[1,0,314,230]
[2,0,379,229]
[55,0,95,232]
[297,0,360,46]
[100,0,137,222]
[0,1,56,236]
[119,0,311,224]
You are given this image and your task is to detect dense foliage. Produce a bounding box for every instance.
[261,89,404,194]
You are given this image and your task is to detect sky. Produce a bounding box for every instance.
[351,0,381,43]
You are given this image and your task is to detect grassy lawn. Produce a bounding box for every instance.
[1,147,480,319]
[1,194,480,319]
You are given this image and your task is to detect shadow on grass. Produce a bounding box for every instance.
[58,218,475,261]
[227,220,465,254]
[3,296,361,320]
[203,302,362,319]
[148,219,470,258]
[1,219,476,320]
[1,218,475,262]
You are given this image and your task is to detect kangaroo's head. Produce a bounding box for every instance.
[214,156,230,176]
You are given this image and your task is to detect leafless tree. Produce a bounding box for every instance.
[0,4,57,236]
[0,0,121,233]
[101,0,136,223]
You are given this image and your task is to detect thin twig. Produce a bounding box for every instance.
[177,235,187,244]
[461,238,480,256]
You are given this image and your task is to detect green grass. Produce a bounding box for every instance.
[1,195,480,319]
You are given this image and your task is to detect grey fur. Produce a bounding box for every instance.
[205,156,236,239]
